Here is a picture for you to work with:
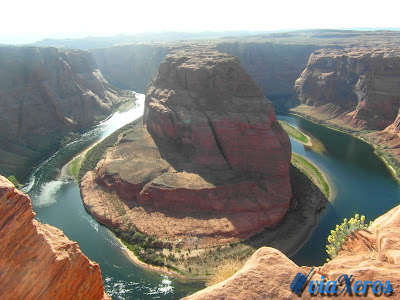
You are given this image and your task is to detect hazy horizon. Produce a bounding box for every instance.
[1,0,400,44]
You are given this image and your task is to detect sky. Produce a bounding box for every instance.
[1,0,400,44]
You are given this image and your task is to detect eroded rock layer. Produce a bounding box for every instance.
[295,48,400,131]
[81,50,291,248]
[0,46,122,179]
[0,176,109,299]
[185,203,400,299]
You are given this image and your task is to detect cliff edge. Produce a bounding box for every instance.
[185,203,400,299]
[0,176,109,299]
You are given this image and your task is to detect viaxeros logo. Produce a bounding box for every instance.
[290,268,393,296]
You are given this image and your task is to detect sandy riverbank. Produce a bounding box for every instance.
[112,234,209,281]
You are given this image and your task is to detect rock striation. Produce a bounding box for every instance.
[0,46,123,180]
[81,49,291,248]
[294,48,400,131]
[0,176,109,299]
[185,203,400,299]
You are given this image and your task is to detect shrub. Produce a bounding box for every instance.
[326,214,372,260]
[152,256,165,266]
[7,175,20,187]
[132,232,146,244]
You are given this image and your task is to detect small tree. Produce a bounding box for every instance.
[326,214,372,261]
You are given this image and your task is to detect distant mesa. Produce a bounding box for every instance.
[81,49,292,249]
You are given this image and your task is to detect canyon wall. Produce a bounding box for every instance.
[294,48,400,131]
[0,176,109,299]
[81,49,292,249]
[215,42,320,109]
[91,42,320,110]
[0,46,123,180]
[185,203,400,299]
[91,44,170,92]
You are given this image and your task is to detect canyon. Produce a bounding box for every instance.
[1,29,400,298]
[0,175,109,299]
[0,46,129,180]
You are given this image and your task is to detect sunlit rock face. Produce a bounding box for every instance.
[0,176,109,300]
[295,48,400,130]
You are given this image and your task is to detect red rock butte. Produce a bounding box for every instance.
[0,176,109,300]
[81,49,292,248]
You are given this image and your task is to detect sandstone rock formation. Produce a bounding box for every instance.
[185,247,313,300]
[0,46,123,180]
[81,49,292,249]
[185,203,400,299]
[294,48,400,131]
[0,176,109,299]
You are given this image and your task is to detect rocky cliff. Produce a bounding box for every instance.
[185,203,400,299]
[0,46,123,180]
[0,176,109,299]
[91,42,319,109]
[81,49,292,249]
[294,48,400,131]
[89,31,400,110]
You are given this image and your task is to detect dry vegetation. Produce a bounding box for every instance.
[206,257,245,286]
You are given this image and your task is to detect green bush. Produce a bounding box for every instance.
[7,175,20,187]
[326,214,372,261]
[151,256,165,266]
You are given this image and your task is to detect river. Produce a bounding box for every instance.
[22,93,205,300]
[277,114,400,266]
[21,94,400,299]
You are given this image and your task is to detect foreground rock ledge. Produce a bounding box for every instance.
[81,49,292,248]
[0,176,109,300]
[185,203,400,299]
